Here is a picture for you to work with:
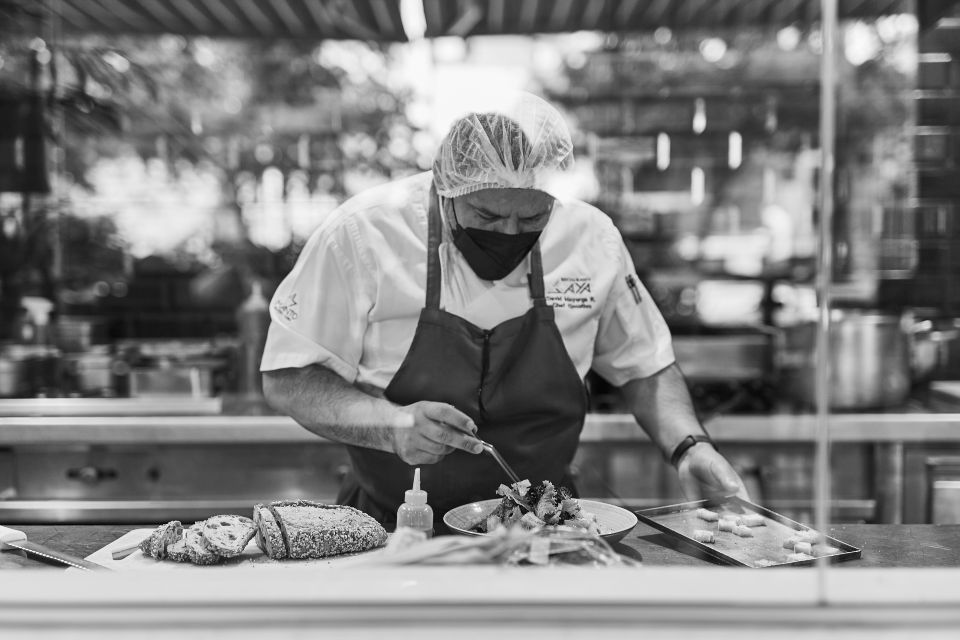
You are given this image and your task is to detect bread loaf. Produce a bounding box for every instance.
[199,514,257,557]
[137,505,385,565]
[253,500,387,559]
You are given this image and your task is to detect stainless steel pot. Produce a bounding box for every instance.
[64,347,116,396]
[0,344,60,398]
[779,310,913,410]
[54,316,106,353]
[0,355,25,397]
[910,320,959,383]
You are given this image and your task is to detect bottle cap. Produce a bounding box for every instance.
[243,280,269,310]
[404,467,428,506]
[21,296,53,326]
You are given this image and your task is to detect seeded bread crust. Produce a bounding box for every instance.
[140,520,183,560]
[200,514,257,557]
[253,503,286,559]
[164,536,188,563]
[253,500,387,560]
[166,527,221,566]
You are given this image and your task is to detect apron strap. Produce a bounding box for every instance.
[426,184,443,310]
[426,182,548,309]
[528,243,547,307]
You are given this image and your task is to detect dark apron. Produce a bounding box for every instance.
[337,185,589,526]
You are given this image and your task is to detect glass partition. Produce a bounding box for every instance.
[828,0,960,564]
[0,0,826,540]
[0,0,956,586]
[823,0,960,589]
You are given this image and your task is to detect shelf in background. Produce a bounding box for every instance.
[0,397,222,417]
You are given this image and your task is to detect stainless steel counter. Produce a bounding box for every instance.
[2,411,960,444]
[6,523,960,570]
[2,405,959,525]
[4,524,960,639]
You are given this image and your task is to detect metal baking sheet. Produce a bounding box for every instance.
[635,497,862,568]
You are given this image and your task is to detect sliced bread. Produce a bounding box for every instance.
[253,503,286,559]
[166,527,221,566]
[199,514,256,557]
[139,520,183,560]
[253,500,387,560]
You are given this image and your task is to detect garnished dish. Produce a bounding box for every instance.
[471,479,601,536]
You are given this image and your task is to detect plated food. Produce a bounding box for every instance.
[470,479,601,536]
[138,501,387,566]
[443,481,638,544]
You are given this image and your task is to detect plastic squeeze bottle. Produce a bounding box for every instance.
[236,280,270,396]
[396,467,434,537]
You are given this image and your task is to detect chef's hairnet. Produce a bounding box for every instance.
[432,92,574,200]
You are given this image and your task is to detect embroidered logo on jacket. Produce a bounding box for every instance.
[273,293,299,321]
[546,276,595,309]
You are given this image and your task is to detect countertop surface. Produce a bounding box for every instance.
[3,523,958,570]
[4,411,960,444]
[3,389,960,444]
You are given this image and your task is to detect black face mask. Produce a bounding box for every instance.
[447,199,542,281]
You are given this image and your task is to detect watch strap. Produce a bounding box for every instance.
[669,434,717,468]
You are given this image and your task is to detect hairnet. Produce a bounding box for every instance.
[432,92,575,201]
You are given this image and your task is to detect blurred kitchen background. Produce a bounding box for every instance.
[2,0,960,527]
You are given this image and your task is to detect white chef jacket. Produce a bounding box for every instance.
[261,171,675,390]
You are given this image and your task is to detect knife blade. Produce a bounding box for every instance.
[0,525,110,571]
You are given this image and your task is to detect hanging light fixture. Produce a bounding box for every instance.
[693,98,706,134]
[728,131,742,169]
[691,167,705,205]
[656,133,670,170]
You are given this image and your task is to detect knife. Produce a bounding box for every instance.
[0,525,111,571]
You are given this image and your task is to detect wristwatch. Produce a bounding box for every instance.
[669,434,717,468]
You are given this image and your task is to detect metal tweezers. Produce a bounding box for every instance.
[479,440,522,485]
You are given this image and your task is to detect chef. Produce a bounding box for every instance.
[261,93,746,525]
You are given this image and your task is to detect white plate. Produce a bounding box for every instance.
[443,499,638,544]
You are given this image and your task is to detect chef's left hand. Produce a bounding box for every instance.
[676,444,750,502]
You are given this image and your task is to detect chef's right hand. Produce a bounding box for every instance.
[392,401,484,465]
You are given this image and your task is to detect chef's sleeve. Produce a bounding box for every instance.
[591,236,676,386]
[260,217,374,383]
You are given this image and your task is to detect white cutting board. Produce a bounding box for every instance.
[931,381,960,401]
[83,528,386,571]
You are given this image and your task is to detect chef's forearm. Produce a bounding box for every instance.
[618,363,709,460]
[262,365,406,453]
